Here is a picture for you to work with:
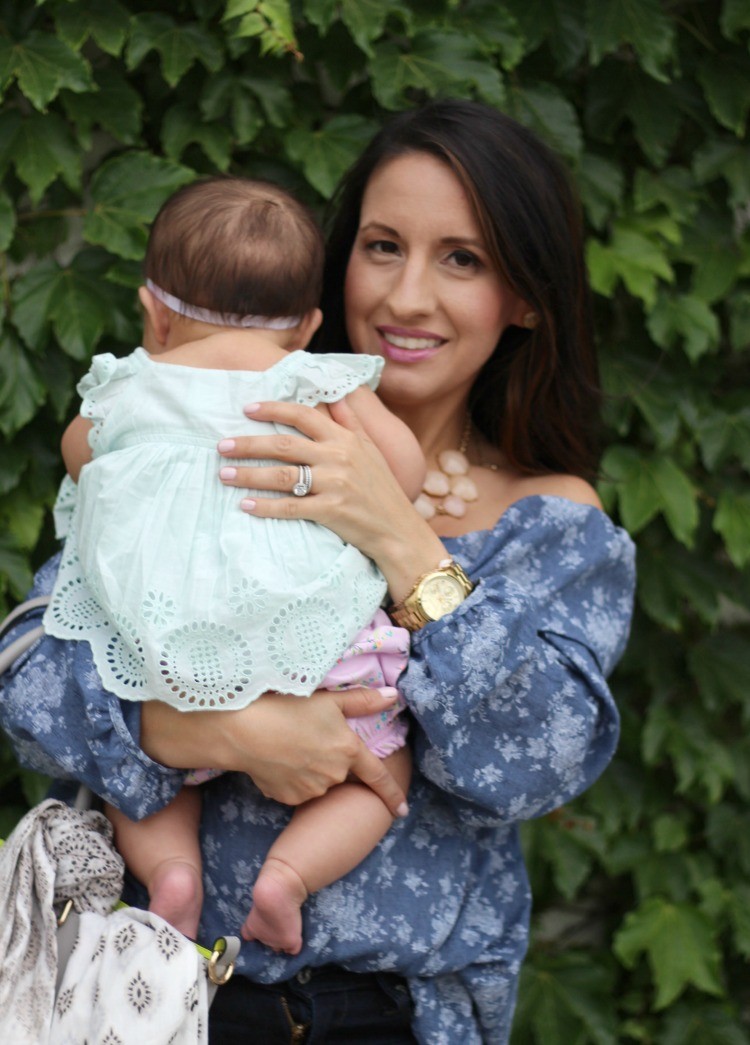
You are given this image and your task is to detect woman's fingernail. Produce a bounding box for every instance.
[244,403,260,415]
[241,498,257,513]
[218,439,236,453]
[395,802,409,819]
[219,467,237,481]
[380,687,399,700]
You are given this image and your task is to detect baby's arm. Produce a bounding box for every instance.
[61,415,94,482]
[343,385,425,502]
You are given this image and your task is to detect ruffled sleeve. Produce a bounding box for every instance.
[283,352,384,405]
[402,496,636,826]
[77,349,145,453]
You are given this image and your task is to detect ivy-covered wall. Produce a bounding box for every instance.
[1,1,749,1040]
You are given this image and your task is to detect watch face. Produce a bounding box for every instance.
[420,574,465,620]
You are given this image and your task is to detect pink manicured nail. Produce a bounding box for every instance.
[219,467,237,480]
[243,402,260,414]
[218,439,236,453]
[379,687,399,700]
[241,498,257,512]
[395,803,409,819]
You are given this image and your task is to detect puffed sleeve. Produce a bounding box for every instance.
[0,555,185,819]
[77,349,144,455]
[403,496,636,826]
[284,352,384,405]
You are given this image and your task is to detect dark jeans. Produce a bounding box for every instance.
[209,964,417,1044]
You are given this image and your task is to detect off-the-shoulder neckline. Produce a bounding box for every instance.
[442,494,620,550]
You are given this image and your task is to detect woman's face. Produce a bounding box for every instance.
[344,151,527,418]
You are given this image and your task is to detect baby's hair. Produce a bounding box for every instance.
[145,176,324,320]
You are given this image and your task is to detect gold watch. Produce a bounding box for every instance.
[389,558,474,632]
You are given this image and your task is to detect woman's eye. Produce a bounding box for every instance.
[448,249,480,269]
[366,239,400,256]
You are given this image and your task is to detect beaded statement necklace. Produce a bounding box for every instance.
[415,415,481,520]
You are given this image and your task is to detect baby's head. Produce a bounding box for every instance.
[141,176,324,348]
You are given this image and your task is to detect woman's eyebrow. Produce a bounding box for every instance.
[358,221,400,237]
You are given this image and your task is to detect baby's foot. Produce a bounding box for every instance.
[241,857,308,955]
[148,859,203,939]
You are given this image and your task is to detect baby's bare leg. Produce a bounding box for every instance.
[106,786,204,939]
[242,746,412,954]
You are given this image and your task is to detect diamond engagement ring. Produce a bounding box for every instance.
[292,464,312,497]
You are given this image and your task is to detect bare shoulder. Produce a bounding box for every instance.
[511,472,603,510]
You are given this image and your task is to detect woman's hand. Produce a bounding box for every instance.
[217,397,445,602]
[140,687,409,815]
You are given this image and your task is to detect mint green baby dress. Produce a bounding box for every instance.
[44,348,389,710]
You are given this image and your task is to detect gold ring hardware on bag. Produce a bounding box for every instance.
[208,936,236,985]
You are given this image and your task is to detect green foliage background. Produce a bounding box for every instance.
[1,0,749,1039]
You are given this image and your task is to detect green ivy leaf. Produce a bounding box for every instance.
[713,491,750,569]
[0,536,32,602]
[0,441,26,497]
[0,30,92,111]
[286,114,378,198]
[53,0,131,57]
[0,330,46,437]
[513,953,618,1045]
[577,153,624,229]
[587,225,673,308]
[11,255,112,359]
[84,152,195,260]
[599,446,697,545]
[339,0,394,57]
[370,31,505,111]
[0,188,16,252]
[6,111,81,204]
[162,104,233,170]
[455,2,525,72]
[647,293,720,362]
[510,82,582,160]
[585,0,675,82]
[694,405,750,471]
[694,138,750,209]
[636,544,721,630]
[62,67,143,145]
[653,814,689,853]
[223,0,299,57]
[614,898,723,1008]
[201,72,263,144]
[698,55,750,136]
[728,290,750,352]
[127,13,223,87]
[660,1000,750,1045]
[721,0,750,40]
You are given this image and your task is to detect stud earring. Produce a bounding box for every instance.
[522,311,539,330]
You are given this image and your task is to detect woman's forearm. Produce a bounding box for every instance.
[141,689,409,814]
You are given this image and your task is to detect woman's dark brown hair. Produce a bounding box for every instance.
[315,99,600,480]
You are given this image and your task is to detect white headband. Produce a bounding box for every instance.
[145,279,301,330]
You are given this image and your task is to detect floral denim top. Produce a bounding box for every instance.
[0,495,636,1044]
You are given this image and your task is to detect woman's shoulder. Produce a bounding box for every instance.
[505,472,603,511]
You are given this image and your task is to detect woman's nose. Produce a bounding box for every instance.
[387,257,435,318]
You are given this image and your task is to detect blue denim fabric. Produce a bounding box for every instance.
[0,497,636,1044]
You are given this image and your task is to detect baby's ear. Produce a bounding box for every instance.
[292,307,323,349]
[138,285,172,346]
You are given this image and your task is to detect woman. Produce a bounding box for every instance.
[0,100,635,1043]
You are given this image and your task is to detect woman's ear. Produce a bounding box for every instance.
[508,294,538,331]
[138,285,172,347]
[290,307,323,349]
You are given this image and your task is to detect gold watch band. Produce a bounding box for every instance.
[389,559,474,632]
